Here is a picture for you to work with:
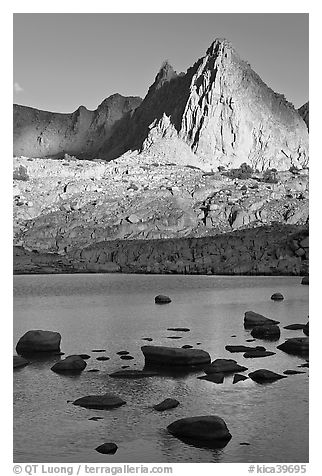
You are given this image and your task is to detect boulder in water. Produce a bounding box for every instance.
[244,311,279,328]
[153,398,180,411]
[277,337,309,355]
[271,293,284,301]
[95,443,118,454]
[73,393,126,409]
[51,355,87,373]
[233,374,248,384]
[141,345,210,366]
[13,355,29,369]
[155,295,171,304]
[167,415,232,442]
[16,330,61,354]
[204,359,247,374]
[250,325,281,340]
[248,369,287,383]
[301,276,309,285]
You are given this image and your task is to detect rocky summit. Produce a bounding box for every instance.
[98,38,308,171]
[12,38,309,275]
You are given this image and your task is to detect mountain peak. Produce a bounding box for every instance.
[206,38,234,56]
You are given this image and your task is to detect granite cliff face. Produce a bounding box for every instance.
[13,94,142,159]
[99,39,308,171]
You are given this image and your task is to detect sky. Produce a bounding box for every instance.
[13,13,309,113]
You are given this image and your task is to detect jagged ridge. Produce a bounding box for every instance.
[13,94,142,159]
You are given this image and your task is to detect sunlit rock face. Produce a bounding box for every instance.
[99,38,308,171]
[13,94,142,159]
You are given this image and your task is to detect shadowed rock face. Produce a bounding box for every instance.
[99,38,308,171]
[13,94,142,159]
[298,102,309,130]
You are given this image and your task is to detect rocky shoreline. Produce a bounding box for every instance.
[14,223,308,275]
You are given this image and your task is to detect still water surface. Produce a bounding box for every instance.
[13,274,309,463]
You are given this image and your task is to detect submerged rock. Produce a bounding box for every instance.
[78,354,91,360]
[204,359,247,374]
[96,356,110,361]
[250,325,281,340]
[13,355,29,369]
[167,415,232,442]
[109,369,158,378]
[244,311,279,328]
[303,322,309,336]
[248,369,287,383]
[198,373,224,384]
[167,327,190,332]
[120,355,134,360]
[153,398,180,411]
[283,370,305,375]
[233,374,248,384]
[155,295,171,304]
[141,345,210,366]
[243,350,275,358]
[73,394,126,409]
[16,330,61,354]
[277,337,309,355]
[225,345,266,353]
[51,355,87,373]
[182,344,193,349]
[95,443,118,454]
[284,324,306,330]
[271,293,284,301]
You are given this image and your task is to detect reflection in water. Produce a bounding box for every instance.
[13,274,309,463]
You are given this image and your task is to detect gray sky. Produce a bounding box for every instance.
[13,13,308,112]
